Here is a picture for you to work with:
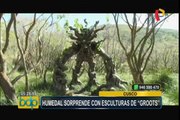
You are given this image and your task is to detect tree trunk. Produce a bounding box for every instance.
[127,58,144,84]
[132,71,144,84]
[43,68,48,84]
[0,72,17,103]
[0,51,17,103]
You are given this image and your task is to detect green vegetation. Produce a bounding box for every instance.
[0,71,178,105]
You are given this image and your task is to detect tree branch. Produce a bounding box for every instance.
[112,14,127,54]
[124,14,132,29]
[24,14,36,53]
[13,14,29,92]
[2,17,7,28]
[141,17,155,73]
[136,15,149,33]
[2,14,14,54]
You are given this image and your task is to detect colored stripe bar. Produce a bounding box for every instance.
[99,91,162,97]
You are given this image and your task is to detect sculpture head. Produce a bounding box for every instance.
[68,20,106,54]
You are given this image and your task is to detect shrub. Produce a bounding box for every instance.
[152,70,173,92]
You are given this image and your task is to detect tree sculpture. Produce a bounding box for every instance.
[53,20,127,95]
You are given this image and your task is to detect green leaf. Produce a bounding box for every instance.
[74,18,83,31]
[57,15,65,21]
[74,18,79,28]
[106,16,109,22]
[55,23,61,32]
[64,20,69,32]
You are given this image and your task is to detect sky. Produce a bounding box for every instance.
[1,13,179,31]
[58,13,179,31]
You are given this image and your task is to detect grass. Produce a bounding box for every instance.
[143,72,179,105]
[14,72,57,97]
[0,88,7,105]
[0,71,179,105]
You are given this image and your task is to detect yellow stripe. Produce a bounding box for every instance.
[99,91,162,97]
[159,8,165,16]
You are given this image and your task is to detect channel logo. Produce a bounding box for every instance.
[18,96,39,109]
[155,8,165,21]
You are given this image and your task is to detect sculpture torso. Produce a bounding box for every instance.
[76,40,96,62]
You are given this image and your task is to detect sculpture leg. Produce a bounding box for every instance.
[96,48,115,84]
[91,48,128,94]
[69,58,83,87]
[74,59,97,94]
[87,59,97,87]
[53,45,77,95]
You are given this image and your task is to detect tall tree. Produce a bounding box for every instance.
[0,13,17,103]
[13,13,36,92]
[11,14,54,85]
[113,13,172,83]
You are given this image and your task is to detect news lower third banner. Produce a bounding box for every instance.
[41,96,162,109]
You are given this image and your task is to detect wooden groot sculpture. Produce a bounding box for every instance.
[53,20,127,95]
